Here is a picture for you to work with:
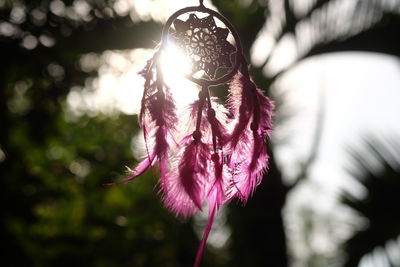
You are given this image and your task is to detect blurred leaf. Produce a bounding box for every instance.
[341,138,400,267]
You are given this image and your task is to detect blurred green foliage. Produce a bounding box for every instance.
[2,95,201,266]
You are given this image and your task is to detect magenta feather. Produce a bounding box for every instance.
[193,152,225,267]
[162,136,211,217]
[228,73,254,149]
[225,72,274,203]
[179,139,210,210]
[107,54,178,187]
[193,200,217,267]
[193,203,217,267]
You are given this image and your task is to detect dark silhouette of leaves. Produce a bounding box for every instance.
[341,138,400,267]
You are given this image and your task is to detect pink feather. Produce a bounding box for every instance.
[193,202,217,267]
[227,73,254,149]
[162,136,211,217]
[193,200,217,267]
[225,72,274,203]
[179,139,210,210]
[108,54,178,187]
[194,152,225,267]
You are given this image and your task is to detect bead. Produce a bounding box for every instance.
[207,108,216,118]
[211,153,219,162]
[250,122,258,131]
[198,89,207,99]
[192,130,202,141]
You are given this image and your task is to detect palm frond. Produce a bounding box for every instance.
[341,137,400,267]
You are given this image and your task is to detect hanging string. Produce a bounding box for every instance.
[193,86,207,141]
[205,90,217,153]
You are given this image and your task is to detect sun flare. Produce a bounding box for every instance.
[160,43,199,108]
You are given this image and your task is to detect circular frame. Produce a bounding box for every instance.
[161,5,243,87]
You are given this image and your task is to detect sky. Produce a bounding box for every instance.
[273,52,400,266]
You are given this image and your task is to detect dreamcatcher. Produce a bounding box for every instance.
[107,1,274,266]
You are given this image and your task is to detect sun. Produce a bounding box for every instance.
[160,42,199,108]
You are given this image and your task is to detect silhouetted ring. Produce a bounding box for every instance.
[161,5,243,87]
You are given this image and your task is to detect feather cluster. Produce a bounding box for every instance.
[107,52,274,267]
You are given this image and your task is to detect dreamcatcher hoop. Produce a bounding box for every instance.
[160,4,243,87]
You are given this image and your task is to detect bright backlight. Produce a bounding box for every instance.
[160,44,199,108]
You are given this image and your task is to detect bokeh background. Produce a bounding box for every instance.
[1,0,400,266]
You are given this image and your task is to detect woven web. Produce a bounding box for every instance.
[171,14,236,79]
